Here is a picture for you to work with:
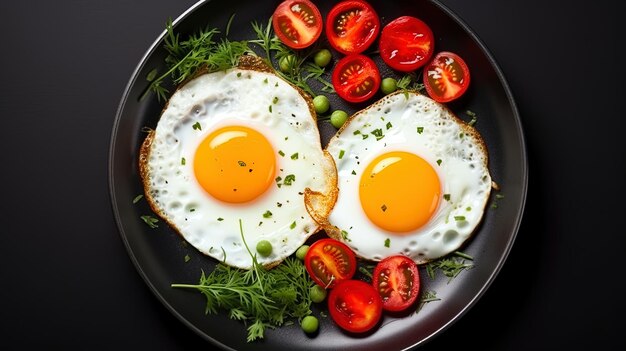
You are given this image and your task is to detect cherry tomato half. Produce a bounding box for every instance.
[304,238,357,288]
[325,0,380,55]
[272,0,323,49]
[379,16,435,72]
[372,255,420,312]
[328,279,383,333]
[332,54,380,103]
[423,51,471,103]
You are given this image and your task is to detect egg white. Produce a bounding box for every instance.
[325,92,491,264]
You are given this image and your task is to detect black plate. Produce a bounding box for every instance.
[109,0,527,349]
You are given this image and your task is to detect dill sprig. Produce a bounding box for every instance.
[397,73,426,99]
[416,290,441,313]
[250,19,333,96]
[425,251,474,283]
[146,19,251,101]
[171,220,315,342]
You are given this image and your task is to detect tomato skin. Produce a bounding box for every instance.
[272,0,323,49]
[379,16,435,72]
[423,51,471,103]
[325,0,380,55]
[372,255,420,312]
[328,279,383,333]
[332,54,381,103]
[304,238,357,288]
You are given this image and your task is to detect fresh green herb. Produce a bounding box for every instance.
[443,194,451,201]
[278,150,285,157]
[250,20,333,96]
[269,105,273,113]
[466,206,472,211]
[263,210,272,218]
[454,251,474,260]
[146,68,158,82]
[341,230,351,242]
[272,96,279,104]
[184,254,191,263]
[283,174,295,186]
[491,193,505,209]
[225,13,236,36]
[217,217,224,221]
[426,255,474,283]
[353,130,361,135]
[454,216,466,221]
[417,126,424,134]
[362,134,369,140]
[171,220,315,342]
[384,238,390,247]
[192,122,202,130]
[351,170,356,175]
[146,20,250,101]
[338,150,345,159]
[275,176,282,188]
[466,110,477,126]
[238,160,246,167]
[416,290,441,313]
[371,128,384,140]
[181,157,186,165]
[132,194,144,204]
[358,266,373,280]
[436,159,442,166]
[290,221,297,229]
[290,152,299,160]
[141,215,159,228]
[386,122,393,130]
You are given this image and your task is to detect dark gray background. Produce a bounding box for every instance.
[1,0,623,349]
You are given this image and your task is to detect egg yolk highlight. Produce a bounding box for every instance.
[194,125,276,203]
[359,151,441,233]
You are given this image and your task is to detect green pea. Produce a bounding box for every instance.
[381,77,398,95]
[313,49,332,67]
[256,240,272,257]
[295,245,309,260]
[313,95,330,114]
[301,315,319,334]
[330,110,348,129]
[310,285,327,303]
[279,55,296,73]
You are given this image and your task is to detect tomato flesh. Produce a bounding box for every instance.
[332,54,380,103]
[423,51,471,103]
[372,255,420,312]
[304,238,357,288]
[379,16,434,72]
[328,279,383,333]
[326,0,380,55]
[272,0,323,49]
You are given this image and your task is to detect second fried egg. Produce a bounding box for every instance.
[325,91,491,264]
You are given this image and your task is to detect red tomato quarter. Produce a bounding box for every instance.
[325,0,380,54]
[272,0,323,49]
[328,279,383,333]
[372,255,420,312]
[304,238,357,288]
[379,16,434,72]
[423,51,471,103]
[332,54,380,103]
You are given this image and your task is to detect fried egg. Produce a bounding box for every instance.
[323,91,491,264]
[139,56,336,269]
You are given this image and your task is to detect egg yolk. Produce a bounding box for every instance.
[194,125,276,203]
[359,151,441,233]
